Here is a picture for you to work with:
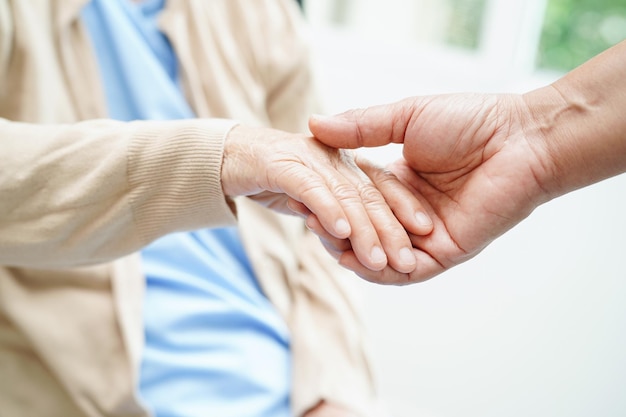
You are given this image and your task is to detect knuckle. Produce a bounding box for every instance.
[372,168,401,186]
[332,182,362,202]
[357,182,385,206]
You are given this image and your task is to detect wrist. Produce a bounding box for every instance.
[520,85,580,203]
[522,41,626,201]
[221,125,264,198]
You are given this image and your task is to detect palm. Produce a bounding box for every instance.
[385,94,545,280]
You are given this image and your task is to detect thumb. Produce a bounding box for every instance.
[308,98,416,149]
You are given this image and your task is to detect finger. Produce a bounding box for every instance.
[339,248,444,285]
[325,177,388,271]
[332,153,417,273]
[278,138,406,272]
[286,198,311,218]
[305,214,352,254]
[275,153,387,271]
[308,97,422,149]
[276,166,352,239]
[346,178,418,274]
[357,156,434,236]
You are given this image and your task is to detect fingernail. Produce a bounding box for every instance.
[399,247,416,266]
[415,211,432,227]
[370,246,387,266]
[335,219,350,236]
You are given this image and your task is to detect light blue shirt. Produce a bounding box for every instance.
[81,1,292,416]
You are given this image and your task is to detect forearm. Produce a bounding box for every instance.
[524,40,626,200]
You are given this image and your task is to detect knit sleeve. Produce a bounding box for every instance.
[0,117,238,268]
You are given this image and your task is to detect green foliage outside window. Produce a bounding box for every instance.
[538,0,626,71]
[445,0,487,49]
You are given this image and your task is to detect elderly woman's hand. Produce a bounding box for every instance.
[221,125,433,274]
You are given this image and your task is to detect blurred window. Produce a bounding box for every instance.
[538,0,626,71]
[303,0,626,75]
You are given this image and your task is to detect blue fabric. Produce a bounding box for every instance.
[81,1,291,416]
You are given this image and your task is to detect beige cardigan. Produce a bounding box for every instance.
[0,1,378,416]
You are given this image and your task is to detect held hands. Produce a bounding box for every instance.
[221,125,433,274]
[309,94,554,284]
[224,42,626,284]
